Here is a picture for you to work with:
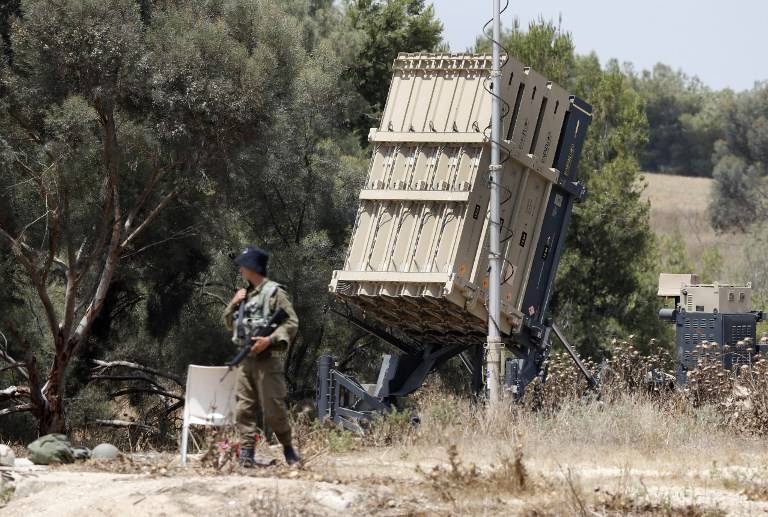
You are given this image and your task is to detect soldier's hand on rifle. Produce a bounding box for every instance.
[231,288,247,305]
[250,336,271,354]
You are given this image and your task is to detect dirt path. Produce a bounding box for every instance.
[4,469,373,517]
[3,445,768,516]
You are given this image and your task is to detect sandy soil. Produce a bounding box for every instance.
[3,444,768,516]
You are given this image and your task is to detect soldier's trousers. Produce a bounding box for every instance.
[235,352,292,449]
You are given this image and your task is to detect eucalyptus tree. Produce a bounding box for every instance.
[0,0,354,433]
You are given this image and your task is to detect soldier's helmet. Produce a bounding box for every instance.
[234,246,269,275]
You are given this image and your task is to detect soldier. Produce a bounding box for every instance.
[223,246,301,466]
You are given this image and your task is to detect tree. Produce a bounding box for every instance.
[475,17,574,84]
[657,230,693,275]
[0,0,19,65]
[558,56,667,356]
[628,63,724,176]
[345,0,443,140]
[709,83,768,231]
[0,0,359,433]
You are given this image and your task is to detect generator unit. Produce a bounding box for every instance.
[317,52,592,431]
[657,273,764,384]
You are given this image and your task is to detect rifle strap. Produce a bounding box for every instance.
[237,299,246,326]
[233,299,246,343]
[261,281,280,322]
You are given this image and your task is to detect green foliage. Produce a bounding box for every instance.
[476,17,574,84]
[699,247,723,284]
[367,408,414,446]
[426,397,461,428]
[556,57,663,356]
[744,223,768,313]
[709,83,768,231]
[0,476,14,505]
[628,63,725,176]
[0,0,369,434]
[307,419,357,452]
[345,0,443,139]
[657,230,693,275]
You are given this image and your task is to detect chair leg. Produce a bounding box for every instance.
[189,427,201,451]
[180,423,189,466]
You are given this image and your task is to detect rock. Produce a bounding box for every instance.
[314,488,359,512]
[0,444,14,467]
[72,447,91,461]
[91,443,119,460]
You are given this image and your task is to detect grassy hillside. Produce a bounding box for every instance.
[641,172,747,280]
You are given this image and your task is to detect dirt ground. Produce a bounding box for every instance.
[3,442,768,516]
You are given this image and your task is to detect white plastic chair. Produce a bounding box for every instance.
[179,365,237,465]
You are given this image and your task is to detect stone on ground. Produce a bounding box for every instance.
[91,443,119,460]
[0,444,14,467]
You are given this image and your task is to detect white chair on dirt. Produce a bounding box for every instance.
[180,365,238,466]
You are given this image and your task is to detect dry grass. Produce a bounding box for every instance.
[12,358,767,515]
[287,339,768,513]
[12,335,768,514]
[641,172,747,275]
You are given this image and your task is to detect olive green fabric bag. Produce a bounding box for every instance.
[27,433,75,465]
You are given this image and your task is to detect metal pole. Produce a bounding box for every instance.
[317,355,332,420]
[486,0,503,406]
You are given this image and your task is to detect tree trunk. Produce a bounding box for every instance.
[38,399,66,435]
[36,337,76,435]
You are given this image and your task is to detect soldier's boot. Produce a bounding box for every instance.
[283,445,301,466]
[239,447,255,468]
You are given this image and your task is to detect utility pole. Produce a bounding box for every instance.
[486,0,503,406]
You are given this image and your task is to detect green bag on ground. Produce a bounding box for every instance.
[27,434,75,465]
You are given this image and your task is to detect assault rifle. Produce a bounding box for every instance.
[220,305,289,381]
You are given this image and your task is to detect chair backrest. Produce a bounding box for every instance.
[184,365,237,426]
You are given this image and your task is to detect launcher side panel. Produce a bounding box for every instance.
[330,52,592,345]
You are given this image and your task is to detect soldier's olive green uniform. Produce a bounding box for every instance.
[223,279,299,449]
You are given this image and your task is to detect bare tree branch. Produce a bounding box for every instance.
[124,166,164,233]
[75,235,88,263]
[201,291,228,306]
[89,374,167,392]
[0,364,27,375]
[62,268,78,339]
[17,210,53,240]
[61,184,79,341]
[92,419,157,433]
[120,225,196,260]
[124,160,183,234]
[0,330,29,380]
[13,157,62,285]
[109,387,184,401]
[0,403,33,416]
[75,175,115,282]
[4,320,45,414]
[120,189,178,249]
[163,400,184,416]
[0,224,61,341]
[72,179,121,346]
[0,225,37,269]
[0,385,30,401]
[7,109,49,154]
[91,359,183,387]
